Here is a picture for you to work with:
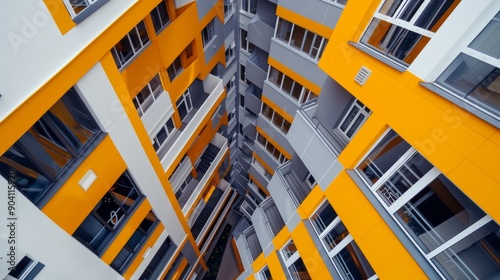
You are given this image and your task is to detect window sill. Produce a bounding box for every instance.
[419,82,500,128]
[71,0,109,24]
[203,35,218,51]
[348,41,407,73]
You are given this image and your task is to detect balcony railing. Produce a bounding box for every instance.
[160,74,224,171]
[182,133,228,215]
[287,101,345,189]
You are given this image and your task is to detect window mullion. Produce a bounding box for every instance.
[327,234,353,258]
[426,215,492,259]
[367,148,416,191]
[386,167,440,213]
[408,0,431,25]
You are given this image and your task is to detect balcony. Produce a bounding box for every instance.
[247,14,275,52]
[160,74,224,171]
[235,224,263,271]
[189,180,235,243]
[182,133,228,215]
[251,198,285,251]
[286,102,344,190]
[246,51,268,89]
[268,161,313,223]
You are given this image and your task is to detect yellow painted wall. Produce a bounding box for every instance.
[42,136,126,234]
[319,0,500,224]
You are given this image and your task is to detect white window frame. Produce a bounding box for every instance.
[267,66,317,105]
[273,17,328,62]
[224,0,235,20]
[152,117,176,152]
[336,99,371,141]
[225,41,236,64]
[240,0,257,14]
[112,21,150,69]
[252,156,272,180]
[260,103,292,135]
[176,89,193,121]
[255,132,288,164]
[133,74,164,117]
[63,0,99,18]
[167,55,184,81]
[256,266,272,280]
[279,240,311,280]
[202,20,215,47]
[355,129,496,279]
[309,202,378,280]
[150,0,171,34]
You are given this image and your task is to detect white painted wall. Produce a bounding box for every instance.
[0,0,136,121]
[0,178,122,279]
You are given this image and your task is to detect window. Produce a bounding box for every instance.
[240,64,249,85]
[73,172,142,254]
[257,266,272,280]
[356,129,500,279]
[240,94,245,108]
[167,56,183,81]
[224,0,235,19]
[360,0,459,66]
[150,1,170,34]
[255,132,289,164]
[63,0,102,19]
[261,103,292,134]
[435,12,500,122]
[267,66,317,104]
[176,90,193,121]
[252,156,272,180]
[275,18,328,61]
[0,87,101,206]
[152,117,176,152]
[226,75,236,92]
[175,173,193,198]
[262,200,285,236]
[225,42,236,63]
[228,108,236,123]
[241,0,257,14]
[305,172,315,188]
[111,211,159,273]
[280,241,312,280]
[7,255,44,280]
[133,75,164,117]
[310,202,377,280]
[139,237,174,280]
[335,99,371,141]
[202,20,215,47]
[112,21,150,69]
[241,29,255,53]
[327,0,347,6]
[244,229,263,260]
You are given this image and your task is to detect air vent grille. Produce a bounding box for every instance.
[355,66,372,86]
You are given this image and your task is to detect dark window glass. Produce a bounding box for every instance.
[0,88,100,206]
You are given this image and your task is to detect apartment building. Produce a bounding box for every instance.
[0,0,240,279]
[232,0,500,279]
[1,0,499,279]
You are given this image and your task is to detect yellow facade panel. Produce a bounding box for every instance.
[275,6,332,38]
[297,185,324,220]
[291,222,333,280]
[261,95,294,123]
[356,221,428,280]
[324,172,381,239]
[120,46,163,96]
[448,159,500,223]
[42,0,76,34]
[41,136,127,234]
[251,253,267,273]
[272,226,291,250]
[266,251,288,280]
